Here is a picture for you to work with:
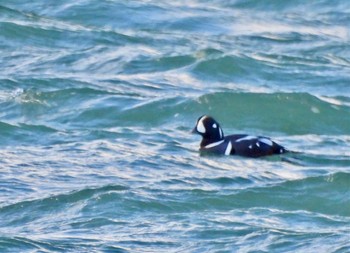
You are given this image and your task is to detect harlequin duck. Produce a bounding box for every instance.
[192,115,287,158]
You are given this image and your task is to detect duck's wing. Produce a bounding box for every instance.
[227,134,286,157]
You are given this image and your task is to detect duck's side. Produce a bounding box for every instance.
[200,134,287,158]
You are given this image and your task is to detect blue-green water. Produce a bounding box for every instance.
[1,1,350,252]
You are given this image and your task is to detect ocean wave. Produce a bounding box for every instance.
[0,184,129,215]
[1,172,348,227]
[116,91,350,134]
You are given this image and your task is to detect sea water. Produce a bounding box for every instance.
[0,1,349,252]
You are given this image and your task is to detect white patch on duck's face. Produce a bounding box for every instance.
[196,116,207,133]
[212,123,217,129]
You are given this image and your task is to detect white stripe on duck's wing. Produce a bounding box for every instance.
[235,135,257,143]
[258,137,273,146]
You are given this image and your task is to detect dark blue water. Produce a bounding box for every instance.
[1,1,350,252]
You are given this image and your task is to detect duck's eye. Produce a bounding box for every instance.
[212,123,217,129]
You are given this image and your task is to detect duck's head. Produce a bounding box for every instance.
[192,115,224,143]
